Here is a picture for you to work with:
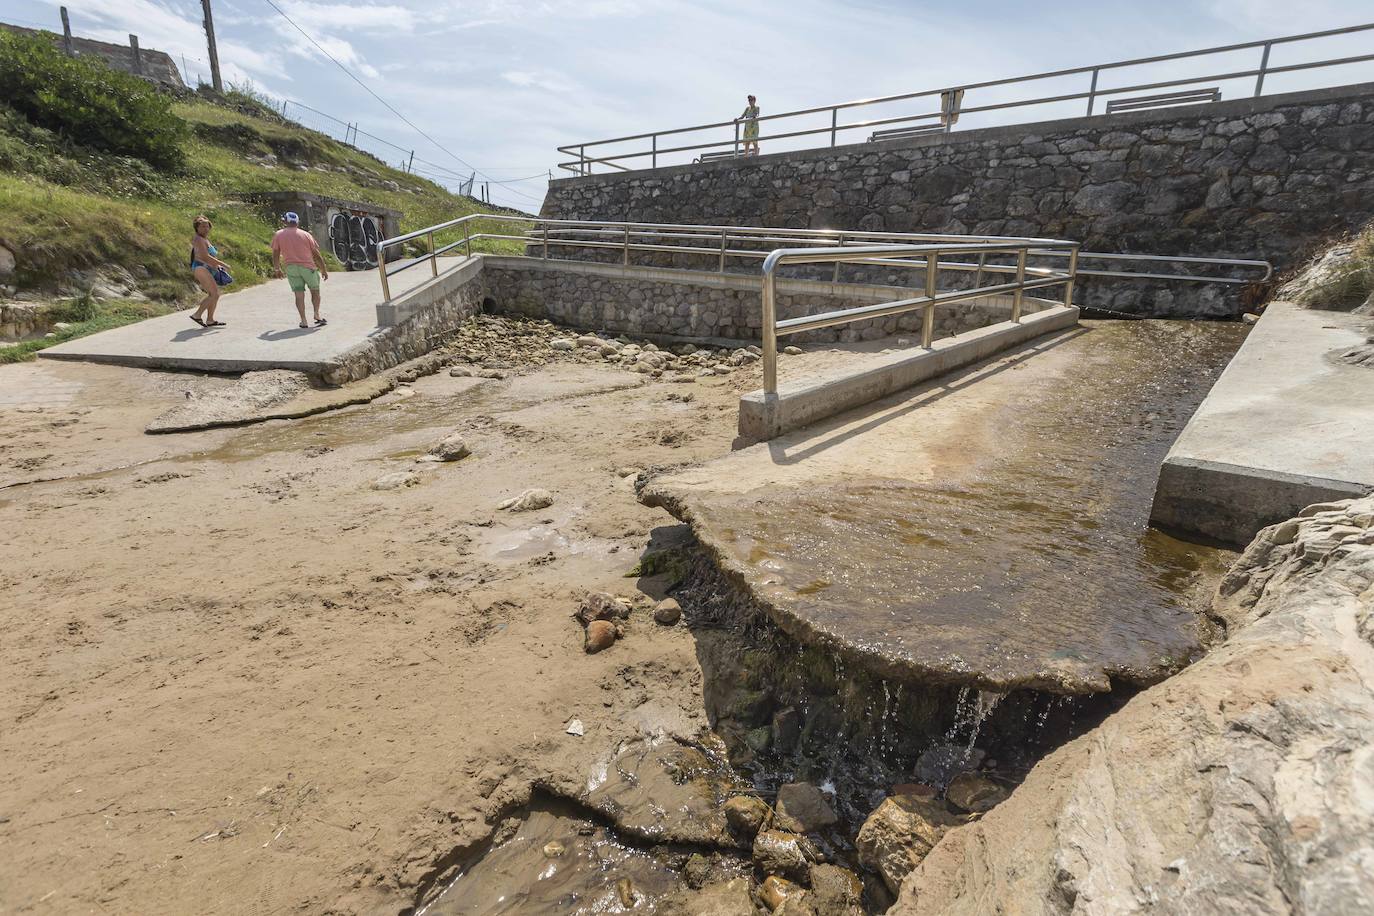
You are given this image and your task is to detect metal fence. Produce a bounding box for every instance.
[556,22,1374,175]
[375,216,1272,304]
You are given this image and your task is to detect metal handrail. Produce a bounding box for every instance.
[556,22,1374,174]
[758,241,1079,394]
[374,215,1272,304]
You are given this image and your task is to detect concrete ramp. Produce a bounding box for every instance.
[1151,300,1374,545]
[643,320,1245,694]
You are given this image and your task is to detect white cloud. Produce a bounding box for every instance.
[279,1,417,34]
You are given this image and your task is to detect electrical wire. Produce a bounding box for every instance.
[259,0,544,205]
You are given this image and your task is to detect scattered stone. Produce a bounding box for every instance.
[427,434,471,462]
[783,345,803,355]
[584,620,617,654]
[543,840,566,857]
[615,466,642,478]
[753,829,817,881]
[944,773,1009,813]
[713,365,731,375]
[775,782,838,833]
[723,795,771,837]
[682,852,711,889]
[660,877,755,916]
[448,366,474,377]
[616,876,636,908]
[0,244,15,280]
[808,864,865,913]
[370,471,420,491]
[498,488,554,511]
[549,338,576,351]
[744,726,771,754]
[565,719,584,736]
[889,782,937,800]
[856,794,963,895]
[653,598,682,625]
[1241,312,1260,325]
[772,707,802,755]
[760,875,803,910]
[578,592,631,624]
[475,368,507,380]
[575,335,602,348]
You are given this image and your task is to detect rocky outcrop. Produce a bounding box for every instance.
[893,496,1374,914]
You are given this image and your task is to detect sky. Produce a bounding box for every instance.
[1,0,1370,211]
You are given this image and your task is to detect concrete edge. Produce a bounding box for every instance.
[1150,455,1374,547]
[376,255,483,327]
[737,305,1079,442]
[37,350,327,375]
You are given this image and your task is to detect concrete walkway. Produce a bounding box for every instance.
[1152,300,1374,545]
[41,267,402,375]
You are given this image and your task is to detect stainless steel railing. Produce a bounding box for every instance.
[375,215,1271,304]
[556,22,1374,174]
[758,241,1079,394]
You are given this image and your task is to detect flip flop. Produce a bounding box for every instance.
[314,317,328,326]
[299,322,309,329]
[190,315,206,326]
[207,321,226,327]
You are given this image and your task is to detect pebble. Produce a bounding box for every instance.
[565,719,584,736]
[498,488,554,511]
[723,795,771,836]
[543,841,566,857]
[782,345,803,355]
[370,471,420,490]
[549,338,576,351]
[585,620,617,653]
[713,365,731,375]
[615,466,642,478]
[760,875,802,910]
[427,434,471,462]
[653,598,682,625]
[448,366,474,377]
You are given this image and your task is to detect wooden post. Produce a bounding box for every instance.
[200,0,224,92]
[129,35,142,75]
[59,7,73,55]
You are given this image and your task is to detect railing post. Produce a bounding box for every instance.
[1255,42,1272,97]
[922,252,937,348]
[652,134,657,169]
[542,224,549,259]
[719,229,727,273]
[830,108,838,147]
[429,231,438,277]
[1063,245,1079,309]
[623,226,630,266]
[734,121,740,156]
[463,221,472,258]
[762,269,778,394]
[1086,67,1100,116]
[974,250,986,289]
[378,241,391,302]
[1012,248,1027,323]
[832,233,845,282]
[581,145,588,175]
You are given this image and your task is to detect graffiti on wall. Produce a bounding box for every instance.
[327,209,381,270]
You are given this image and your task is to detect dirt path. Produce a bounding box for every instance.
[0,350,756,914]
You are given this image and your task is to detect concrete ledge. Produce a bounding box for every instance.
[738,305,1079,441]
[1150,300,1374,545]
[376,256,481,327]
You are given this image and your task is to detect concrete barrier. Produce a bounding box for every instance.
[1151,300,1374,545]
[738,305,1080,442]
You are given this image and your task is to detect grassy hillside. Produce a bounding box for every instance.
[0,90,523,297]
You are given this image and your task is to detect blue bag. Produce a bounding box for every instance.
[212,266,233,287]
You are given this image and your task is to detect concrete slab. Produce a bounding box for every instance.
[738,305,1078,441]
[643,320,1245,694]
[39,259,462,375]
[1151,301,1374,546]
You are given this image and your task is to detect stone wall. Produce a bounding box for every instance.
[481,257,1053,345]
[542,83,1374,317]
[326,260,485,384]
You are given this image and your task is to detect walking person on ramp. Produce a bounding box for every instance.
[271,212,330,329]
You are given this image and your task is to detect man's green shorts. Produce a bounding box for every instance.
[286,264,321,293]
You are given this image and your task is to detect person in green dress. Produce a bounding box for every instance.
[739,95,760,155]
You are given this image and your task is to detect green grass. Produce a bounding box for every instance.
[0,89,528,308]
[0,298,173,364]
[1288,224,1374,308]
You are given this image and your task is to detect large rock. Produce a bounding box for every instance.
[753,829,817,882]
[498,488,554,512]
[660,877,756,916]
[894,497,1374,914]
[856,794,963,896]
[0,244,15,280]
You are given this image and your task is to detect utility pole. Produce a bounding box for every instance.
[59,6,73,55]
[200,0,223,92]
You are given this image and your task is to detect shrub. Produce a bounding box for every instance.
[0,31,187,170]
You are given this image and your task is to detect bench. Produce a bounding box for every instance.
[694,150,745,164]
[1105,88,1221,114]
[868,122,948,143]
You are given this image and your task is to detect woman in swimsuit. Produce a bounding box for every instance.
[190,215,230,327]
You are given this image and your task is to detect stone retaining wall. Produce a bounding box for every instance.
[480,257,1053,345]
[542,83,1374,318]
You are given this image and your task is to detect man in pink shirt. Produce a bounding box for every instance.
[271,212,331,328]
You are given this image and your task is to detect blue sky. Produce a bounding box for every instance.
[1,0,1370,210]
